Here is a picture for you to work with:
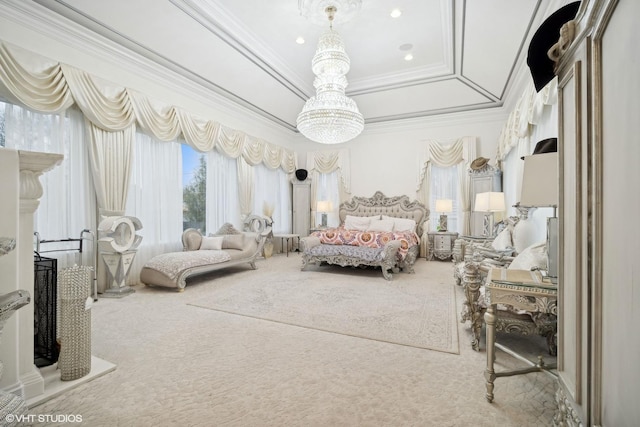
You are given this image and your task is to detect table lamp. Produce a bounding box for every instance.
[520,152,558,282]
[435,199,453,231]
[474,192,505,237]
[316,200,333,228]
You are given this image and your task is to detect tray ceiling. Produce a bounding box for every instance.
[32,0,550,133]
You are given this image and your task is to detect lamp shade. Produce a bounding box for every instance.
[520,152,558,207]
[316,200,333,212]
[435,199,453,213]
[474,192,505,212]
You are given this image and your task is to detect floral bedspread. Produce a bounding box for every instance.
[310,226,419,261]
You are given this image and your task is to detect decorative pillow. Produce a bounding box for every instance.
[222,234,245,250]
[508,242,547,271]
[491,227,513,251]
[344,215,371,231]
[511,218,537,254]
[382,215,416,232]
[200,236,224,250]
[367,219,395,232]
[214,223,242,235]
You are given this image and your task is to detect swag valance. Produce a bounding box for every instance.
[0,41,297,172]
[416,136,477,237]
[306,149,351,194]
[496,79,558,161]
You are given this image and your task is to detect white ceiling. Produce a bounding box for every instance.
[32,0,552,134]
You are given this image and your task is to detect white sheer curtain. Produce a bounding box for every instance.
[429,165,460,232]
[314,172,340,227]
[306,149,350,227]
[252,163,291,234]
[3,102,97,269]
[125,132,183,284]
[206,148,241,232]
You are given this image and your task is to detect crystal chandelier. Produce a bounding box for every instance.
[296,5,364,144]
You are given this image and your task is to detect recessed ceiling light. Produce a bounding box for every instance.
[404,53,414,61]
[399,43,413,51]
[296,37,305,44]
[390,9,402,18]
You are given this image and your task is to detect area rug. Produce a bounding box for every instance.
[186,256,459,354]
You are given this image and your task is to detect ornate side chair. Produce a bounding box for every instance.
[453,218,516,286]
[454,221,517,350]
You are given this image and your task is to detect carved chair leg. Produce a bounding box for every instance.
[462,261,483,351]
[532,313,558,356]
[546,332,558,356]
[471,309,483,352]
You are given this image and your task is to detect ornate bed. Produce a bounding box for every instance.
[300,191,428,280]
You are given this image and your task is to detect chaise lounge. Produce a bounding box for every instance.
[140,216,270,291]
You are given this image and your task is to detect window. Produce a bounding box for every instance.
[205,149,241,232]
[182,143,207,233]
[429,164,460,232]
[1,101,96,268]
[315,172,340,228]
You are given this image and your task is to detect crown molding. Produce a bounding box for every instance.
[348,64,453,95]
[362,104,509,134]
[171,0,312,99]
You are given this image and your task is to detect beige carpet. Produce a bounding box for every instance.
[26,255,558,427]
[187,259,458,354]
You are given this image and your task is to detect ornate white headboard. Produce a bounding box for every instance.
[339,191,429,236]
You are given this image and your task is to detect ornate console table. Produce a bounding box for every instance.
[483,268,558,403]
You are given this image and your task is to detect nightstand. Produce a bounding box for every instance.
[427,231,458,261]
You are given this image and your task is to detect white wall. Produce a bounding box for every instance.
[296,109,507,198]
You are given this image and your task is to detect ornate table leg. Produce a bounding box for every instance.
[484,304,497,403]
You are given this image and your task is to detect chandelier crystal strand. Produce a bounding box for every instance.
[296,6,364,144]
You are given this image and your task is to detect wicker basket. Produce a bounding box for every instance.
[58,265,93,381]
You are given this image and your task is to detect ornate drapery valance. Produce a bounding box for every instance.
[306,149,351,194]
[496,79,558,162]
[416,136,477,238]
[416,136,477,191]
[0,41,296,173]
